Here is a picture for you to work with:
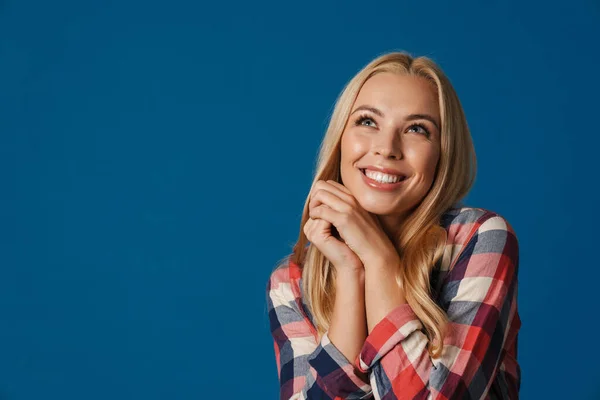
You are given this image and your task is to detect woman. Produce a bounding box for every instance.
[266,51,521,400]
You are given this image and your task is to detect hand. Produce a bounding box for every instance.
[304,185,364,273]
[307,180,400,270]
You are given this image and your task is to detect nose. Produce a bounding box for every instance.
[375,147,402,160]
[373,130,403,160]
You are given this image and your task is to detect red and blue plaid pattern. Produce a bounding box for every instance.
[267,207,521,399]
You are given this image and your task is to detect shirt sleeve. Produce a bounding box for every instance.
[267,263,373,400]
[355,212,521,399]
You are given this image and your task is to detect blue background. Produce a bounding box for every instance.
[1,1,598,398]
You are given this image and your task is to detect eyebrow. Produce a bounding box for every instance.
[350,105,441,132]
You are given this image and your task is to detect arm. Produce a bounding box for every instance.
[328,269,370,385]
[267,261,373,399]
[357,213,521,399]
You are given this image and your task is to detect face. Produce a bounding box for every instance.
[339,72,441,230]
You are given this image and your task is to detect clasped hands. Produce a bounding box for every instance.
[303,179,401,274]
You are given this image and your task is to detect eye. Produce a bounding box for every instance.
[354,114,377,128]
[407,123,431,138]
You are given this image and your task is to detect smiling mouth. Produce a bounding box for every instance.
[359,168,408,183]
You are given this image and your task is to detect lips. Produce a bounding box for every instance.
[359,164,406,176]
[359,168,407,181]
[359,168,408,192]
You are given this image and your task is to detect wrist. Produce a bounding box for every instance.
[366,254,400,272]
[335,267,365,286]
[364,258,403,292]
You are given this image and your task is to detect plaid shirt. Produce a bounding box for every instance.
[266,206,521,399]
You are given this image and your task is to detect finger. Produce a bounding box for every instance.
[309,190,351,215]
[310,180,352,208]
[326,180,352,195]
[304,217,331,245]
[311,180,356,208]
[309,204,340,228]
[304,215,330,234]
[303,218,312,238]
[304,218,318,242]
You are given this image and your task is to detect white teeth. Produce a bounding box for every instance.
[364,169,404,183]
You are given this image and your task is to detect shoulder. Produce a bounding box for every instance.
[267,253,303,286]
[266,252,319,330]
[440,205,518,244]
[436,206,519,278]
[266,254,303,306]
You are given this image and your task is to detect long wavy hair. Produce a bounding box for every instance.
[289,51,476,358]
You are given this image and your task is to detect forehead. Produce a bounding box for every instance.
[354,72,439,117]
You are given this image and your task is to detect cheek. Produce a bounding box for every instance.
[405,145,440,177]
[341,132,370,161]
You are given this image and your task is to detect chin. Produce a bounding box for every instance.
[356,198,398,215]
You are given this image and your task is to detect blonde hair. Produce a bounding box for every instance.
[290,51,476,358]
